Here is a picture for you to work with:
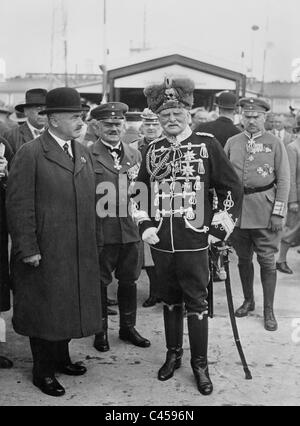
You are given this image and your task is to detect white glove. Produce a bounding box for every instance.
[142,227,160,245]
[208,235,221,245]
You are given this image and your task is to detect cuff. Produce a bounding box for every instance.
[272,201,285,217]
[210,210,236,241]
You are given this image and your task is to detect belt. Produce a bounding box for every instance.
[244,181,276,195]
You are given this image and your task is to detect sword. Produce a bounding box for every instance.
[208,242,252,380]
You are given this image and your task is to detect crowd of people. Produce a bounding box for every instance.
[0,78,299,399]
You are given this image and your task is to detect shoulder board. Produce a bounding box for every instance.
[148,135,167,147]
[195,132,214,138]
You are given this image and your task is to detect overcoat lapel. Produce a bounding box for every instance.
[73,141,87,176]
[41,131,74,173]
[21,121,34,143]
[92,140,119,174]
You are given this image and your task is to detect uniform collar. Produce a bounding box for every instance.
[244,130,265,141]
[101,139,122,151]
[164,126,192,145]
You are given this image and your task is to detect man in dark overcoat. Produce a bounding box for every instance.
[6,87,102,397]
[132,77,243,395]
[0,137,13,369]
[195,91,241,148]
[4,88,47,154]
[88,102,150,353]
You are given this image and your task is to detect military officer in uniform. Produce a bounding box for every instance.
[196,91,241,148]
[132,77,243,395]
[131,109,162,307]
[89,102,150,353]
[224,98,290,331]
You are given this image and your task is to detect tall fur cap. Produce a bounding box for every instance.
[144,77,195,113]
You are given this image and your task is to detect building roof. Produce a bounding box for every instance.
[249,81,300,98]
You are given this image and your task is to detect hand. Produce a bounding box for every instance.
[208,235,221,246]
[0,157,8,178]
[269,215,283,233]
[142,227,160,245]
[289,202,299,213]
[22,254,41,267]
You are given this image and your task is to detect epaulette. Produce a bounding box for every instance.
[148,135,166,147]
[195,132,214,138]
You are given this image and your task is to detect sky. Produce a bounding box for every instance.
[0,0,299,82]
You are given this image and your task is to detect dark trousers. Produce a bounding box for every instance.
[99,242,142,286]
[151,249,209,314]
[29,338,71,379]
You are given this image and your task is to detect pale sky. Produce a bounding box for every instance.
[0,0,299,81]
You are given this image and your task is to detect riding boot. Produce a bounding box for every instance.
[187,314,213,396]
[158,304,184,381]
[118,282,150,347]
[235,263,255,317]
[143,267,160,307]
[94,284,110,352]
[261,269,278,331]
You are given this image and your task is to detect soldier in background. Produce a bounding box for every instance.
[5,88,47,154]
[225,98,290,332]
[131,109,162,307]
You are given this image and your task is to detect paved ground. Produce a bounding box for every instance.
[1,248,300,406]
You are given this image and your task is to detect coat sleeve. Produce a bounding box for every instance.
[272,140,290,216]
[6,143,40,260]
[208,137,243,240]
[286,144,297,204]
[130,145,156,236]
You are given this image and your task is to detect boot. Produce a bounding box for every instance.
[94,318,110,352]
[188,314,213,396]
[235,263,255,317]
[261,269,278,331]
[0,356,13,369]
[158,304,184,381]
[143,267,160,307]
[118,282,150,347]
[94,285,110,352]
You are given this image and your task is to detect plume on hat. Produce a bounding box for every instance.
[144,77,195,113]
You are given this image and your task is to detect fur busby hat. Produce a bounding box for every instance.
[144,77,194,113]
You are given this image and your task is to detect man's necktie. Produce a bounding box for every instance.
[109,147,122,159]
[34,129,42,138]
[63,142,74,162]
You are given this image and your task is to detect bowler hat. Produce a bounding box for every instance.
[15,88,47,113]
[39,87,90,115]
[215,91,237,109]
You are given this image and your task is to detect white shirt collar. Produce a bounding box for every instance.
[27,121,44,138]
[48,129,73,157]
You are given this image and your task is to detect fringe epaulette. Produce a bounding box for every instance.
[195,132,214,138]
